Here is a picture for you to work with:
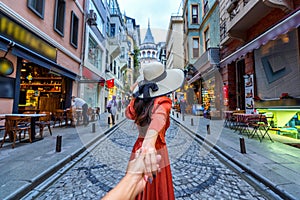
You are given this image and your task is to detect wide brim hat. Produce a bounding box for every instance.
[133,61,184,99]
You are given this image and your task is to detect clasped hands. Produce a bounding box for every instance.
[126,147,161,193]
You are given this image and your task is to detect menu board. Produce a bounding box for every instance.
[244,74,254,114]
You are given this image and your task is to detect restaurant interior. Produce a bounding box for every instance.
[19,61,67,114]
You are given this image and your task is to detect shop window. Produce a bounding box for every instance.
[128,57,131,68]
[110,23,116,37]
[191,5,199,24]
[89,1,104,34]
[70,11,79,48]
[204,28,210,51]
[106,18,110,36]
[27,0,45,19]
[192,37,199,58]
[113,60,116,74]
[106,49,109,65]
[120,47,125,59]
[97,15,104,36]
[88,36,103,70]
[203,0,209,16]
[54,0,66,36]
[0,76,15,99]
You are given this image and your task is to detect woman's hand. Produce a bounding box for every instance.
[102,149,161,200]
[135,146,160,184]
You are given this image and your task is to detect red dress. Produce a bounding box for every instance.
[125,96,175,200]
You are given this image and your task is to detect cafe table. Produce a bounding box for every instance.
[223,111,234,128]
[232,113,263,135]
[1,113,46,142]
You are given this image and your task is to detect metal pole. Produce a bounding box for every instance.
[240,137,246,154]
[56,135,62,152]
[191,118,194,126]
[207,124,210,135]
[92,123,96,133]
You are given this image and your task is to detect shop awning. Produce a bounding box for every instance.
[187,48,220,84]
[82,67,105,82]
[220,8,300,67]
[0,36,80,80]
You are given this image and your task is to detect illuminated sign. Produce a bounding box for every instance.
[0,13,57,61]
[0,57,14,75]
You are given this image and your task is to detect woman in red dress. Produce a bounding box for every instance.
[125,61,184,200]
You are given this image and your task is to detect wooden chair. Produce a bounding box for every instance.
[248,115,273,142]
[65,109,75,127]
[88,108,95,122]
[1,116,31,148]
[0,117,5,132]
[53,109,66,127]
[36,111,52,137]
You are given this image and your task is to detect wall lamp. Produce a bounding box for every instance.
[0,41,15,76]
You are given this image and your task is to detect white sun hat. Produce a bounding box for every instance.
[133,61,185,99]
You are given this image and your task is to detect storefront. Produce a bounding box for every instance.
[201,70,222,119]
[0,12,78,114]
[202,76,215,117]
[253,29,300,140]
[18,61,76,113]
[219,9,300,140]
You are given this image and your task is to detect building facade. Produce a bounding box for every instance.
[124,16,140,96]
[105,0,127,106]
[0,0,84,114]
[166,15,184,70]
[182,0,221,118]
[219,0,300,137]
[80,0,108,111]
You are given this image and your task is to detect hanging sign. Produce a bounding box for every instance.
[244,74,254,114]
[0,57,14,75]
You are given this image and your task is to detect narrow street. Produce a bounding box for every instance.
[32,119,270,200]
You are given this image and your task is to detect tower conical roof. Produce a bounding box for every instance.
[143,20,155,44]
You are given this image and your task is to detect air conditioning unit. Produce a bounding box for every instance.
[87,10,97,26]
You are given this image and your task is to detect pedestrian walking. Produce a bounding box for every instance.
[125,61,184,200]
[107,95,117,125]
[180,98,187,115]
[72,96,89,126]
[95,107,100,120]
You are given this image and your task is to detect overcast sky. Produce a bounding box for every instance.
[118,0,183,43]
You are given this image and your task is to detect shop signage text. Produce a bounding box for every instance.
[0,14,57,61]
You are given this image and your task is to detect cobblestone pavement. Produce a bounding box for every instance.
[34,119,269,200]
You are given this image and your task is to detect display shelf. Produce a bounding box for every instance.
[21,84,61,86]
[21,77,62,80]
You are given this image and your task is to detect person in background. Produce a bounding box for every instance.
[125,61,185,200]
[180,97,187,116]
[107,95,118,125]
[95,107,100,120]
[117,96,122,112]
[72,96,89,126]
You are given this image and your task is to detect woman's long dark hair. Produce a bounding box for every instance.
[133,98,155,126]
